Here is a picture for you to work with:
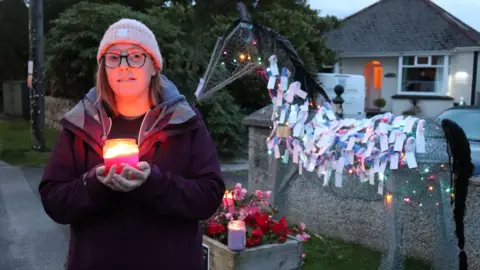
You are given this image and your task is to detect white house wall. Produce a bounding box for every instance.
[339,57,398,112]
[391,99,453,118]
[448,51,474,105]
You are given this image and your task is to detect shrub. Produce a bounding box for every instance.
[196,91,246,158]
[373,98,386,109]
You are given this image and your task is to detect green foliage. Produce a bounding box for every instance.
[373,98,386,109]
[146,4,204,99]
[252,3,339,72]
[196,91,246,157]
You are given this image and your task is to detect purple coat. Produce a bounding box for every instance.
[39,75,225,270]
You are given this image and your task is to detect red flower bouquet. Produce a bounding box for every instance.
[202,183,310,249]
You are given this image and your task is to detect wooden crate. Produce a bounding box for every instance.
[202,235,303,270]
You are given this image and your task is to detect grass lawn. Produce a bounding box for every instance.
[302,233,431,270]
[0,117,59,166]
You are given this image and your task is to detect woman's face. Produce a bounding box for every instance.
[104,44,157,100]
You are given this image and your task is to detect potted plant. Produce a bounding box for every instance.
[202,183,310,270]
[373,97,387,111]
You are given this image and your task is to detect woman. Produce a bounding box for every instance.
[39,18,226,270]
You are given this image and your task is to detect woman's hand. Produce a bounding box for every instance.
[109,162,151,192]
[95,164,126,192]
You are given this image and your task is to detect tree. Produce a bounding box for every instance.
[0,0,29,81]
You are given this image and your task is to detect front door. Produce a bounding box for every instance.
[364,61,383,111]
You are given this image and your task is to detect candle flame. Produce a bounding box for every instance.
[385,193,393,204]
[103,139,139,159]
[224,191,234,199]
[228,220,245,230]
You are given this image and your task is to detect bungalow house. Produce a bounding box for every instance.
[323,0,480,118]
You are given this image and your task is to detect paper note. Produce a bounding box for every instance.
[388,130,397,143]
[379,161,387,174]
[416,120,426,153]
[335,172,343,187]
[365,142,374,157]
[276,90,283,106]
[305,124,314,136]
[374,158,380,172]
[380,135,388,152]
[390,153,399,170]
[326,110,337,121]
[403,117,416,133]
[274,144,281,159]
[267,139,274,150]
[324,169,331,186]
[287,105,298,125]
[378,122,389,134]
[378,181,384,195]
[285,89,295,103]
[348,151,354,165]
[336,157,345,172]
[282,149,290,164]
[406,152,418,168]
[295,87,308,99]
[369,169,375,185]
[307,155,317,172]
[416,134,426,153]
[394,134,406,152]
[362,127,373,143]
[305,138,314,152]
[280,76,288,91]
[267,76,276,89]
[293,122,304,137]
[346,137,356,151]
[392,116,404,128]
[269,56,279,76]
[279,107,287,124]
[293,148,299,164]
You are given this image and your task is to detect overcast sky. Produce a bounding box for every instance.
[309,0,480,32]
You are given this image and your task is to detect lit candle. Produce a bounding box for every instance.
[223,192,235,212]
[228,220,246,251]
[103,139,139,175]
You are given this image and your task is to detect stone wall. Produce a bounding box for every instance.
[243,105,480,269]
[45,96,75,130]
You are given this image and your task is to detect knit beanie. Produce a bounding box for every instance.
[97,18,163,71]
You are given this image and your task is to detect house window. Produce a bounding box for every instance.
[399,55,448,94]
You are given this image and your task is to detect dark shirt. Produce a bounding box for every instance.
[108,114,145,141]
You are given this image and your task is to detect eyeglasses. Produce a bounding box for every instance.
[102,52,148,68]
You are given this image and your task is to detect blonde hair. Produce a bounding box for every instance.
[94,57,163,116]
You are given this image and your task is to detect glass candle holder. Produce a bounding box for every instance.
[228,220,246,251]
[103,138,139,175]
[223,191,235,212]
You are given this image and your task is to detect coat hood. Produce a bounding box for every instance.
[60,74,199,157]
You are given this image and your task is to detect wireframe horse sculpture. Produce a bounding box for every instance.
[195,1,329,107]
